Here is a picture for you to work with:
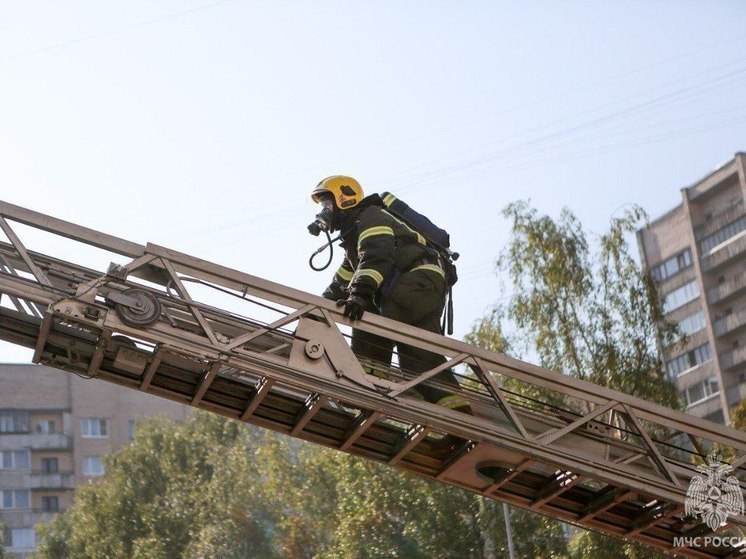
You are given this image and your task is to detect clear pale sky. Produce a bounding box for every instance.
[0,0,745,362]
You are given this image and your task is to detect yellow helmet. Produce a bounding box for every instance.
[311,175,364,210]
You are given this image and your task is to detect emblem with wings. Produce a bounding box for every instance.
[685,454,744,531]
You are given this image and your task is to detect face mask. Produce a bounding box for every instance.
[307,197,335,236]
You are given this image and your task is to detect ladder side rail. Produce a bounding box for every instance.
[0,200,743,453]
[207,345,698,506]
[1,204,744,555]
[0,264,702,509]
[144,243,746,454]
[0,200,145,259]
[3,267,746,540]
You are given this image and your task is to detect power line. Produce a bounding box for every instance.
[367,34,746,171]
[0,0,242,65]
[391,62,746,194]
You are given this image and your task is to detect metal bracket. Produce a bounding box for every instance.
[290,315,397,394]
[51,299,107,325]
[105,291,145,309]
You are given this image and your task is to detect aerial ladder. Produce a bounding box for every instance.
[0,200,744,558]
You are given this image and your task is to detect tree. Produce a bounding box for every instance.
[0,520,6,559]
[467,201,681,559]
[34,413,278,559]
[728,399,746,433]
[568,531,670,559]
[35,410,571,559]
[495,201,681,409]
[295,449,569,559]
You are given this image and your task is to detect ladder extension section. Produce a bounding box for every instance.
[0,200,744,558]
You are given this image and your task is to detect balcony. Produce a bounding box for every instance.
[0,509,57,526]
[712,307,746,337]
[26,471,75,490]
[701,233,746,273]
[708,274,746,304]
[675,364,717,392]
[719,347,746,371]
[685,392,724,419]
[0,433,71,451]
[694,201,744,241]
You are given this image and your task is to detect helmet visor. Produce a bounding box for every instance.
[315,193,335,210]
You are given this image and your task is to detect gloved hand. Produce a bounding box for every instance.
[336,292,372,320]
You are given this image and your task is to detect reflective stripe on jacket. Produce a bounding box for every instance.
[322,196,440,299]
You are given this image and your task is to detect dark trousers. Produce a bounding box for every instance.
[351,269,468,410]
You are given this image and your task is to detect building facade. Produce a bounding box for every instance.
[0,364,190,558]
[637,153,746,425]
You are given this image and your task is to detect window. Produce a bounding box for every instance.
[83,456,104,476]
[81,418,108,438]
[1,450,30,470]
[683,377,719,407]
[0,411,30,433]
[36,420,56,434]
[9,528,35,549]
[662,281,700,314]
[1,490,30,509]
[41,457,59,474]
[700,215,746,254]
[666,343,712,377]
[677,311,707,336]
[651,249,693,282]
[41,495,59,512]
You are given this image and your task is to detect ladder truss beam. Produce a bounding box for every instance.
[0,200,744,558]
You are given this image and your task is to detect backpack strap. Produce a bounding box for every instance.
[441,285,454,335]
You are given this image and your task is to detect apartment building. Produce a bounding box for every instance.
[637,152,746,425]
[0,364,190,558]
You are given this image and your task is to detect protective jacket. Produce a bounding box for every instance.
[320,193,471,418]
[322,194,444,302]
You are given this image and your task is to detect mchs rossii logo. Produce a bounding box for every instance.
[685,453,744,531]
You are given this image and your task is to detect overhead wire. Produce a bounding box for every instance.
[390,62,746,194]
[4,4,744,257]
[373,33,746,167]
[0,0,243,65]
[407,56,746,162]
[437,113,746,191]
[192,59,746,253]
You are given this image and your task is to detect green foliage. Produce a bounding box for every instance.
[33,413,277,559]
[0,519,6,559]
[568,531,669,559]
[311,453,569,559]
[464,308,511,355]
[495,201,681,409]
[468,201,686,558]
[34,514,71,559]
[34,412,572,559]
[729,399,746,432]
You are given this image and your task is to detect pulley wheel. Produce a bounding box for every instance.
[114,289,162,328]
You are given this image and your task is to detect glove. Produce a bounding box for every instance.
[336,292,372,321]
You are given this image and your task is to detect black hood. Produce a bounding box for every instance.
[335,194,384,234]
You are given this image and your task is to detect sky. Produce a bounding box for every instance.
[0,0,745,362]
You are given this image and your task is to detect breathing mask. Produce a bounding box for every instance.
[307,195,335,236]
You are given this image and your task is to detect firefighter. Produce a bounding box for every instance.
[310,175,472,423]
